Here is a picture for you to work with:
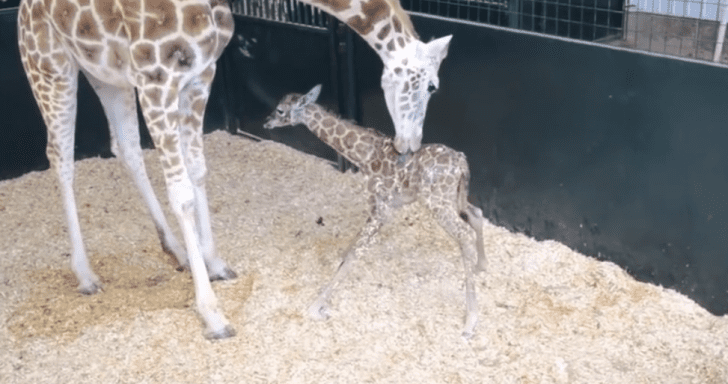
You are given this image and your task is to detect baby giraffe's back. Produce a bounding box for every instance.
[394,144,469,207]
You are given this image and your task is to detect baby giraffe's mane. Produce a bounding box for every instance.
[306,102,392,145]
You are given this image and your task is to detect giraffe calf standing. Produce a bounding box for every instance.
[264,85,487,338]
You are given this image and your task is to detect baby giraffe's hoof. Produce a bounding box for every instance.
[462,313,478,339]
[474,261,487,274]
[205,325,236,340]
[307,301,330,321]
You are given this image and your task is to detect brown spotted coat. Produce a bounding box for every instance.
[16,0,238,338]
[266,88,486,337]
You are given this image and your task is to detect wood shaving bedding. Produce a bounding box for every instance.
[0,130,725,383]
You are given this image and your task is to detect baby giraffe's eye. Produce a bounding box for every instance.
[276,108,284,115]
[427,82,437,94]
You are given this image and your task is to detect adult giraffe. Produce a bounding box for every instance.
[17,0,237,339]
[16,0,450,339]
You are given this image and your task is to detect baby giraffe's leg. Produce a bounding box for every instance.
[454,156,486,273]
[428,202,479,338]
[307,215,385,320]
[308,179,390,320]
[464,204,487,273]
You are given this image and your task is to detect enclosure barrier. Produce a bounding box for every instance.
[230,0,728,64]
[231,0,330,29]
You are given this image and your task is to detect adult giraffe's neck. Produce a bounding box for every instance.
[303,104,383,170]
[301,0,419,60]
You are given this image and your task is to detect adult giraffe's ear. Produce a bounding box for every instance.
[424,35,453,65]
[302,84,322,106]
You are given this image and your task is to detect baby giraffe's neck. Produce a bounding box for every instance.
[303,104,395,172]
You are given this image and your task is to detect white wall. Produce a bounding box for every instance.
[629,0,725,20]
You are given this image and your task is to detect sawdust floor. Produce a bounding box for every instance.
[0,130,726,383]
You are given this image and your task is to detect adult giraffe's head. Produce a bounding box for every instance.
[309,0,452,153]
[380,35,452,154]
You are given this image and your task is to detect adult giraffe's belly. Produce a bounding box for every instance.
[72,38,135,89]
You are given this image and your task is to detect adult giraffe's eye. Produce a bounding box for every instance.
[276,108,284,115]
[427,82,437,94]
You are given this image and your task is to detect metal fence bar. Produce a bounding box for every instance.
[231,0,329,30]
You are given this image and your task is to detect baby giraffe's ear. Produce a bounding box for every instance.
[301,84,322,106]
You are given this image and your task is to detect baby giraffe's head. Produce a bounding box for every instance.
[264,84,322,129]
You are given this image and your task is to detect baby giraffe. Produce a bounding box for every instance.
[265,85,486,338]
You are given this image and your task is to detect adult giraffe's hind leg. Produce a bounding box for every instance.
[18,11,101,294]
[178,64,236,281]
[83,72,188,268]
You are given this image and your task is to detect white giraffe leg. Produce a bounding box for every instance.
[83,72,188,267]
[308,179,391,320]
[20,47,103,294]
[192,183,236,280]
[57,87,103,295]
[307,216,386,320]
[427,203,479,339]
[454,157,486,274]
[464,204,486,273]
[138,85,234,339]
[178,66,235,280]
[174,180,234,338]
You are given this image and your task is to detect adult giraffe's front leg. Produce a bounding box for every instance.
[138,76,235,339]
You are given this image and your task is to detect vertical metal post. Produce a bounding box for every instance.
[220,40,239,134]
[509,0,521,28]
[339,24,358,172]
[714,0,728,62]
[341,27,358,122]
[327,15,341,112]
[622,1,630,42]
[327,18,358,172]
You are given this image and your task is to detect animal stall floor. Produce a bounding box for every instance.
[0,130,726,383]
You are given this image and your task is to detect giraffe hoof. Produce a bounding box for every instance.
[174,261,191,272]
[205,324,236,340]
[474,262,487,274]
[462,313,478,339]
[209,267,237,281]
[78,281,103,295]
[307,301,330,321]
